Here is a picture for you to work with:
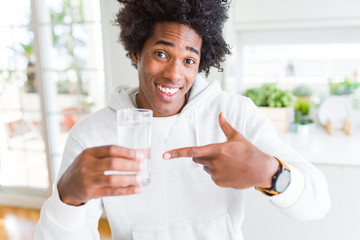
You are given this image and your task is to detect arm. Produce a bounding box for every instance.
[164,110,330,221]
[34,134,144,239]
[243,99,331,221]
[164,112,280,190]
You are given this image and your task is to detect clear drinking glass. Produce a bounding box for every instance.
[116,108,153,186]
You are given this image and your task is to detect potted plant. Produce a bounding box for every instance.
[293,84,313,103]
[243,83,295,132]
[329,77,360,96]
[290,100,315,135]
[20,42,37,93]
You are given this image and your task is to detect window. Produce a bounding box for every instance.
[0,0,105,206]
[0,0,47,189]
[243,43,360,85]
[233,27,360,93]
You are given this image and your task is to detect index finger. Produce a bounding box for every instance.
[163,144,219,160]
[85,145,145,161]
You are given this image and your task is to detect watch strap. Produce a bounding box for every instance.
[255,157,290,196]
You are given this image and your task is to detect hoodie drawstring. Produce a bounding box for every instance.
[193,108,201,168]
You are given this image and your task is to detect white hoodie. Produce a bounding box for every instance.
[34,76,330,240]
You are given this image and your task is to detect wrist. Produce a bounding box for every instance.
[255,157,291,196]
[57,182,85,206]
[258,155,280,189]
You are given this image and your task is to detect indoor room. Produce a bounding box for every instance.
[0,0,359,239]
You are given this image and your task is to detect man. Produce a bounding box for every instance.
[35,0,330,239]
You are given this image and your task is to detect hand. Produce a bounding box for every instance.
[57,145,145,206]
[163,113,279,189]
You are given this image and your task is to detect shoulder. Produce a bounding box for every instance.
[73,107,114,130]
[68,107,117,147]
[206,90,253,114]
[205,91,271,137]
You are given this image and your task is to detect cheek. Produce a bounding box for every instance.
[141,61,161,82]
[138,65,152,85]
[188,66,199,78]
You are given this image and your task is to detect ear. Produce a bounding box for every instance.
[131,52,139,66]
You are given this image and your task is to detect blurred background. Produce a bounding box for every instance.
[0,0,359,239]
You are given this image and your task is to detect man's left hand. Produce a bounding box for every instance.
[163,112,279,189]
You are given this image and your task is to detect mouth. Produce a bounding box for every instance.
[155,83,180,97]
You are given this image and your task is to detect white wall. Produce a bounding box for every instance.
[100,0,138,101]
[234,0,360,29]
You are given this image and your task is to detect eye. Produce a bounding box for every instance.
[154,51,167,59]
[184,58,196,65]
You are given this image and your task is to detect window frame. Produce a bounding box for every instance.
[0,0,105,209]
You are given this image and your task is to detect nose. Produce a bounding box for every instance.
[162,59,183,82]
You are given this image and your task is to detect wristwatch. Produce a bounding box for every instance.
[255,157,291,196]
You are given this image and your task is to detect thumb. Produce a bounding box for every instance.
[219,112,240,140]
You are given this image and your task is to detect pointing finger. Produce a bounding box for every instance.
[163,144,220,160]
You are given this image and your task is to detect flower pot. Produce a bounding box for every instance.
[259,107,292,132]
[297,124,311,136]
[291,122,316,135]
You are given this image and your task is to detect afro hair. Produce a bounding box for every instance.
[115,0,231,76]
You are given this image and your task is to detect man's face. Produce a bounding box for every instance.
[132,22,202,117]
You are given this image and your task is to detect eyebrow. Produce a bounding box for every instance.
[154,40,200,56]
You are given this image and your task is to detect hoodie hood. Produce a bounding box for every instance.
[108,75,222,115]
[108,84,138,110]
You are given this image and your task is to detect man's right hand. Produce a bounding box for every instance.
[57,145,144,206]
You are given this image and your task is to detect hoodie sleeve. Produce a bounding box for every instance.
[242,98,331,221]
[34,134,104,239]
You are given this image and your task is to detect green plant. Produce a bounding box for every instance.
[50,0,86,95]
[81,97,95,109]
[20,43,33,60]
[19,42,36,93]
[294,100,310,115]
[293,84,313,97]
[243,83,295,108]
[56,79,76,94]
[294,100,313,125]
[242,88,266,106]
[0,70,15,84]
[329,77,360,95]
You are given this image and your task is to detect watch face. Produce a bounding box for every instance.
[275,171,291,193]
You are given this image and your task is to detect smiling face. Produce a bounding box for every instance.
[132,22,202,117]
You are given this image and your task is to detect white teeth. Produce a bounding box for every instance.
[156,84,179,94]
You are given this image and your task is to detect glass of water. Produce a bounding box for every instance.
[116,108,153,186]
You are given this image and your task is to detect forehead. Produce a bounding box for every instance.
[147,22,202,50]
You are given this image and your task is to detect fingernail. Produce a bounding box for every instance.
[136,175,143,183]
[134,185,143,193]
[163,153,171,160]
[136,151,145,161]
[139,162,145,171]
